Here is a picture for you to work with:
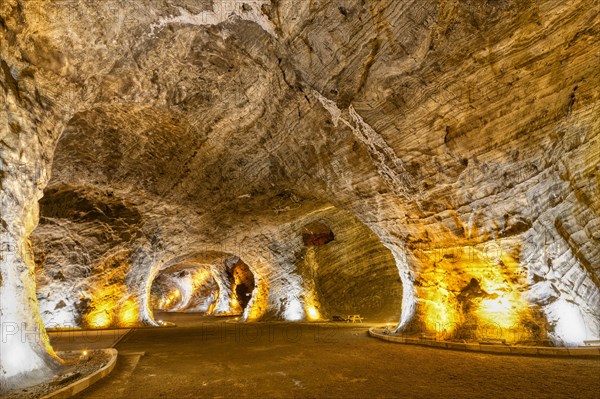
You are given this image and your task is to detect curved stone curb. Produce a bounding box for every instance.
[223,319,372,326]
[368,328,600,357]
[40,348,118,399]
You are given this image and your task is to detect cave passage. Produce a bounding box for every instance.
[149,256,258,317]
[1,0,599,397]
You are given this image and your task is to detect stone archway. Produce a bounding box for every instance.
[2,0,599,391]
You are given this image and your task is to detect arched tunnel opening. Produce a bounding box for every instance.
[150,267,217,313]
[149,256,256,317]
[1,1,599,397]
[297,219,403,324]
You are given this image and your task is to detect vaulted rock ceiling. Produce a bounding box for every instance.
[0,0,598,387]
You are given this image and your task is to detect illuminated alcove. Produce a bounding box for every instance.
[295,217,404,324]
[150,256,256,316]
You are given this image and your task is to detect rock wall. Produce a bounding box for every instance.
[1,0,598,388]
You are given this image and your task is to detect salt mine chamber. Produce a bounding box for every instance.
[0,0,599,396]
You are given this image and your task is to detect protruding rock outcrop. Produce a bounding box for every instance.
[1,0,598,389]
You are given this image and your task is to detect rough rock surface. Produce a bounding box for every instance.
[0,0,598,388]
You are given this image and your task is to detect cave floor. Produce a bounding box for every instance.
[49,328,130,351]
[72,313,600,399]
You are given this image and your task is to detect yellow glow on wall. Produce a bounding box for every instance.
[85,285,118,328]
[88,297,140,328]
[228,294,241,314]
[160,288,181,310]
[414,238,541,342]
[477,297,518,329]
[192,269,212,289]
[303,289,321,321]
[119,298,139,326]
[422,288,458,335]
[306,306,320,320]
[88,308,113,328]
[247,279,269,321]
[302,247,322,321]
[81,254,143,328]
[87,294,141,328]
[84,270,142,328]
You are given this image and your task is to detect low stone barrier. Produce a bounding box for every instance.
[368,328,600,357]
[40,348,118,399]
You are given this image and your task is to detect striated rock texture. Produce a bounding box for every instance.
[149,257,256,315]
[0,0,599,388]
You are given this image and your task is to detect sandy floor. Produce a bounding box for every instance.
[73,313,600,399]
